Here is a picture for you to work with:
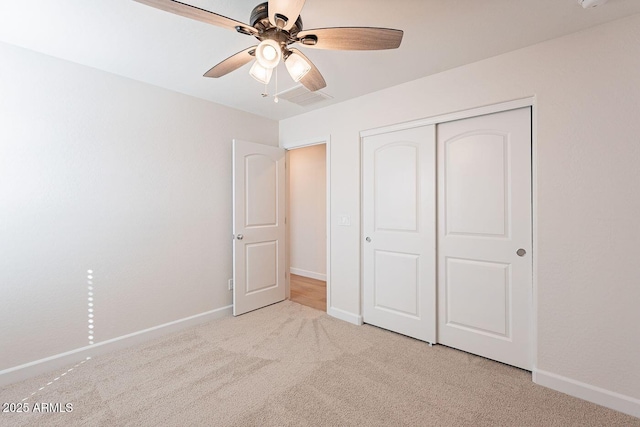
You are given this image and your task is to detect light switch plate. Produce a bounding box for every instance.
[337,215,351,226]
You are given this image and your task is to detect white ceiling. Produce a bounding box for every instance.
[1,0,639,120]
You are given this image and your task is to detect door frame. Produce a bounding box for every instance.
[281,135,332,311]
[359,96,538,373]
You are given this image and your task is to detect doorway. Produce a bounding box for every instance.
[286,142,328,312]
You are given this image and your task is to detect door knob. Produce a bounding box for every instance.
[516,248,526,257]
[366,237,371,242]
[236,234,244,240]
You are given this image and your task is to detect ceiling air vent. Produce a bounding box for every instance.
[277,85,333,107]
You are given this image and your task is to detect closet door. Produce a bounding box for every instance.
[437,108,532,369]
[362,125,436,343]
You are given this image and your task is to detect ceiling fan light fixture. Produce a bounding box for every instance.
[135,0,404,93]
[249,61,273,84]
[285,52,312,82]
[255,39,282,69]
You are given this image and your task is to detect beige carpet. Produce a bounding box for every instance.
[1,301,638,426]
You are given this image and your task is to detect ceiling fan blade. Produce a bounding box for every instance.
[203,46,257,78]
[133,0,257,35]
[288,49,326,92]
[268,0,306,31]
[297,27,403,50]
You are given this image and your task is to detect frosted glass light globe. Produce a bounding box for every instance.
[285,52,311,82]
[263,45,277,61]
[255,39,282,69]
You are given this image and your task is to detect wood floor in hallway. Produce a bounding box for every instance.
[290,274,326,312]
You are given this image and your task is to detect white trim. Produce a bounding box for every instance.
[0,305,232,387]
[326,137,332,313]
[358,132,364,319]
[290,267,326,281]
[531,97,539,374]
[534,369,640,418]
[328,307,363,326]
[281,135,329,150]
[285,149,292,299]
[281,134,332,314]
[360,97,536,138]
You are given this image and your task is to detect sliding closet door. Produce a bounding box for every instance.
[437,108,532,370]
[362,125,436,343]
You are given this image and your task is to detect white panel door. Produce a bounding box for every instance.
[363,125,436,343]
[233,140,286,316]
[437,108,532,370]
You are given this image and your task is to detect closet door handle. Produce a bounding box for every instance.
[516,248,526,257]
[236,234,244,240]
[365,237,372,243]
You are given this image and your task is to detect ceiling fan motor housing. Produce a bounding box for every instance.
[250,2,303,35]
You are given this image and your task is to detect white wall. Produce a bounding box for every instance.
[0,42,278,373]
[288,144,326,280]
[280,14,640,410]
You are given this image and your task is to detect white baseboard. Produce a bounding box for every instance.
[328,306,363,326]
[534,369,640,418]
[0,305,232,388]
[290,267,326,281]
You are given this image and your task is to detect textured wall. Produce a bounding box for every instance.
[0,42,278,370]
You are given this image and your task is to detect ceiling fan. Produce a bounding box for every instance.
[134,0,404,92]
